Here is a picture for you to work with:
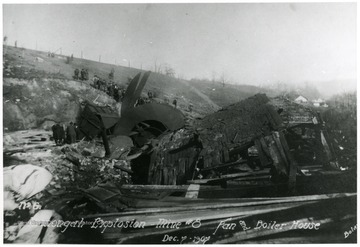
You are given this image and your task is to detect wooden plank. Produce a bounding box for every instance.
[297,165,323,169]
[98,192,356,212]
[163,167,169,185]
[4,142,56,154]
[259,137,271,158]
[266,136,287,176]
[320,130,332,160]
[233,175,271,181]
[124,184,182,189]
[254,139,269,167]
[147,151,157,184]
[241,235,347,244]
[278,131,297,193]
[171,168,177,185]
[222,149,230,163]
[273,132,289,168]
[187,169,270,184]
[185,184,200,198]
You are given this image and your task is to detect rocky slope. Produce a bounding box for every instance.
[3,77,117,131]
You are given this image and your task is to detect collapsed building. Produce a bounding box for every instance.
[79,71,352,196]
[4,71,356,244]
[144,93,345,195]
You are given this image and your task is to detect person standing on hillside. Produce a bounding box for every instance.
[108,82,114,98]
[93,75,99,89]
[74,123,80,141]
[66,122,77,144]
[52,124,59,144]
[109,68,115,82]
[85,69,89,80]
[74,68,79,80]
[80,69,86,81]
[58,123,65,145]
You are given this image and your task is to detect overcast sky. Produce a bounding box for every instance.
[3,3,357,86]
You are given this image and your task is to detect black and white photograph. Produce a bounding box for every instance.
[2,2,357,244]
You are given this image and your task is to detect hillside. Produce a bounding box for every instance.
[189,79,274,107]
[3,46,226,131]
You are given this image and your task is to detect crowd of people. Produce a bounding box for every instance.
[51,122,80,146]
[92,75,126,102]
[72,68,179,109]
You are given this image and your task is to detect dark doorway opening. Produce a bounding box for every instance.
[130,120,168,184]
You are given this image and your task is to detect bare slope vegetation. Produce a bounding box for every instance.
[3,46,224,131]
[189,79,273,107]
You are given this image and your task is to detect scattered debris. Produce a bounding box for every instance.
[3,68,356,244]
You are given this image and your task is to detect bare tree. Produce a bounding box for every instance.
[164,64,176,77]
[219,72,228,87]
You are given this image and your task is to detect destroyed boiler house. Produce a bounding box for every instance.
[61,72,355,244]
[83,72,353,196]
[2,3,356,243]
[145,94,346,195]
[4,71,356,244]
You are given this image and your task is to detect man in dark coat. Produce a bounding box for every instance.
[74,68,79,80]
[80,69,86,81]
[58,124,65,145]
[66,122,77,144]
[52,124,59,144]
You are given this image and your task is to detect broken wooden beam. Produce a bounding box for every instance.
[4,142,56,154]
[278,131,298,193]
[185,184,200,198]
[187,169,271,184]
[65,151,83,166]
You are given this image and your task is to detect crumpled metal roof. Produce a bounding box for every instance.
[114,102,185,136]
[78,102,120,139]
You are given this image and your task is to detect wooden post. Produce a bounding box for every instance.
[320,130,332,161]
[254,139,268,168]
[272,132,289,168]
[100,128,111,157]
[278,131,297,194]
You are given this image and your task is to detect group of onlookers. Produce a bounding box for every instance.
[73,68,89,81]
[52,122,79,145]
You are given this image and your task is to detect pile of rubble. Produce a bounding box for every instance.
[3,130,134,243]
